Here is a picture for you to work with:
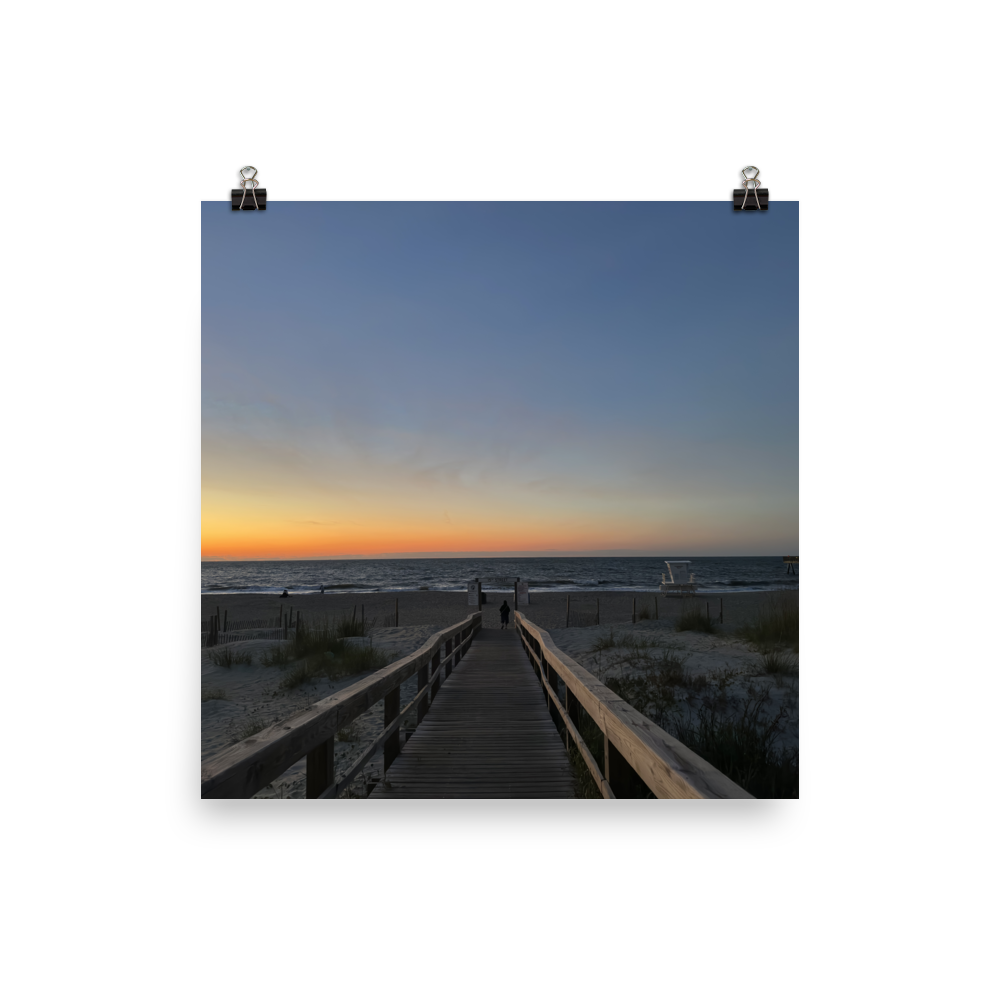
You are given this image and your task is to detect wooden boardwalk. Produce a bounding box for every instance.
[370,628,575,798]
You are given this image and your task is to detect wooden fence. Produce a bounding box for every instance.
[514,612,752,799]
[562,595,660,627]
[202,599,403,648]
[201,612,482,798]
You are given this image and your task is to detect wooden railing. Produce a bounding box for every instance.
[201,612,482,799]
[514,612,753,799]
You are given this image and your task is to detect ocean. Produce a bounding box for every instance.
[201,556,798,596]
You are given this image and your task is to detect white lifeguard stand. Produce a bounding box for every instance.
[659,560,696,594]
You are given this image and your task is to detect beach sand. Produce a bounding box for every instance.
[201,589,798,798]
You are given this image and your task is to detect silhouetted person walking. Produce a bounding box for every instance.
[499,600,510,629]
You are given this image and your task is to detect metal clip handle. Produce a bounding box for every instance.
[740,166,761,211]
[238,166,260,211]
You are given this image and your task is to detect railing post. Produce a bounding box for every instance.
[306,737,335,798]
[604,731,646,798]
[384,685,401,772]
[546,660,561,730]
[431,649,442,700]
[417,659,429,723]
[566,688,580,754]
[445,637,453,678]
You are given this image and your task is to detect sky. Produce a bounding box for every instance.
[202,202,798,559]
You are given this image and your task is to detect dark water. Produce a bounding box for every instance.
[201,556,798,596]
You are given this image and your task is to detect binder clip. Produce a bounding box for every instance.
[231,166,267,211]
[733,166,768,211]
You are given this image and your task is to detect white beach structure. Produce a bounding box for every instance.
[659,560,696,594]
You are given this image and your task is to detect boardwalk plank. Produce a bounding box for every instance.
[370,629,575,799]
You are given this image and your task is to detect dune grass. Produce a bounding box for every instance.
[739,592,799,649]
[227,712,275,744]
[201,686,228,702]
[569,629,799,799]
[668,689,798,798]
[261,613,393,691]
[208,646,253,668]
[675,605,716,634]
[756,647,798,678]
[264,610,377,670]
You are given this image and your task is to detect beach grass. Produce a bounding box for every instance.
[739,592,799,649]
[756,647,798,678]
[589,628,661,655]
[201,686,228,702]
[263,643,295,666]
[675,605,716,634]
[336,722,361,742]
[227,713,274,744]
[569,647,799,799]
[278,643,392,691]
[263,612,391,676]
[208,646,253,668]
[668,688,798,798]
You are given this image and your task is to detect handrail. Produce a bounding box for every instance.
[514,612,753,799]
[201,612,482,798]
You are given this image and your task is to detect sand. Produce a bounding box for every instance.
[201,589,798,798]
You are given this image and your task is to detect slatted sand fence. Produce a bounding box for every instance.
[201,612,482,798]
[515,612,754,799]
[370,628,575,798]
